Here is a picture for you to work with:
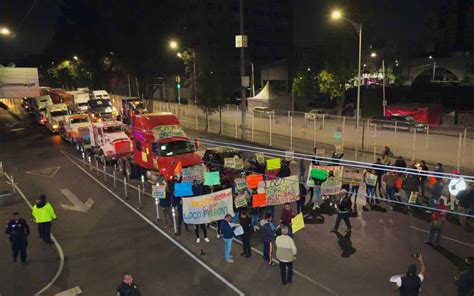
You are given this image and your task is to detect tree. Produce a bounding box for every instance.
[45,60,91,89]
[291,70,317,102]
[317,69,348,114]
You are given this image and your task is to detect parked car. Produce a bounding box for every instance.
[305,109,328,120]
[370,114,427,132]
[253,106,274,117]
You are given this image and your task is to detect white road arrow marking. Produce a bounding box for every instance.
[60,189,94,213]
[26,166,60,178]
[55,286,82,296]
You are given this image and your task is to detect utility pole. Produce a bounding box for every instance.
[239,0,246,139]
[382,59,386,115]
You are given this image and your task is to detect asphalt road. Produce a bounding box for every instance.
[1,99,473,296]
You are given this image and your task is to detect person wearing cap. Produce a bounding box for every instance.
[330,189,352,233]
[5,212,30,264]
[32,194,57,244]
[394,254,426,296]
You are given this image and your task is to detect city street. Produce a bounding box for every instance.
[1,101,473,295]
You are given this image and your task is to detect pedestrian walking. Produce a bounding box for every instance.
[220,214,239,263]
[239,211,253,257]
[31,194,56,244]
[393,254,426,296]
[116,272,141,296]
[312,178,323,210]
[331,189,352,233]
[261,213,278,266]
[5,212,30,264]
[275,226,297,285]
[425,199,448,247]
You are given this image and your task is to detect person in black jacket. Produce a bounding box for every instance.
[116,272,141,296]
[278,160,291,178]
[330,190,352,233]
[239,210,253,257]
[5,212,30,264]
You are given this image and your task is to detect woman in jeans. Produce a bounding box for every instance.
[312,178,323,210]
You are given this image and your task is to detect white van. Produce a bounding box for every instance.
[91,90,110,100]
[66,90,90,113]
[45,103,69,133]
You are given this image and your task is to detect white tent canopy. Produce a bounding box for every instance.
[247,81,290,110]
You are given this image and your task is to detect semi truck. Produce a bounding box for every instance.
[66,90,90,113]
[117,112,203,182]
[59,114,90,144]
[49,88,74,106]
[85,121,132,164]
[45,103,70,133]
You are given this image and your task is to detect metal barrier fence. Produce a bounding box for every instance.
[108,95,473,171]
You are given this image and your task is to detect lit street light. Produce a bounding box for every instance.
[169,40,178,50]
[330,9,363,159]
[370,52,377,58]
[73,56,79,61]
[0,27,11,36]
[176,52,182,58]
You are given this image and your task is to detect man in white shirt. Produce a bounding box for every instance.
[275,227,297,285]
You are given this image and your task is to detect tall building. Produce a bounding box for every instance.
[177,0,292,99]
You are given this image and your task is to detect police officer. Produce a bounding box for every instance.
[5,212,30,264]
[116,272,141,296]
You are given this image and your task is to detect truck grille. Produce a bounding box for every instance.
[114,139,131,155]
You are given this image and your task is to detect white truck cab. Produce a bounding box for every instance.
[91,90,110,100]
[87,121,132,163]
[66,91,90,113]
[33,95,53,125]
[45,103,69,133]
[60,114,90,143]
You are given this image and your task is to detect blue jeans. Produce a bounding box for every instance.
[427,224,442,246]
[429,196,439,209]
[366,185,376,204]
[251,214,259,227]
[312,186,322,207]
[350,185,359,205]
[224,238,233,261]
[263,241,272,264]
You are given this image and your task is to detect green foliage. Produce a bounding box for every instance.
[317,69,348,114]
[460,74,474,86]
[292,71,317,99]
[46,60,91,89]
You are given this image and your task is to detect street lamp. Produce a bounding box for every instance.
[169,40,197,104]
[0,27,11,36]
[330,9,362,159]
[370,52,377,58]
[73,56,79,61]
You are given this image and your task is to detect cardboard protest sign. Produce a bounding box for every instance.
[234,158,244,170]
[152,185,166,199]
[174,183,193,197]
[365,173,377,186]
[266,158,281,170]
[252,193,267,207]
[306,165,344,187]
[342,170,353,184]
[246,174,263,189]
[224,157,236,168]
[204,171,221,186]
[321,176,341,195]
[255,153,265,164]
[284,150,295,161]
[182,165,205,183]
[292,213,305,233]
[182,188,234,224]
[234,195,248,208]
[264,175,300,206]
[311,168,328,180]
[234,178,247,191]
[342,170,363,184]
[352,172,364,184]
[335,144,344,154]
[408,192,418,204]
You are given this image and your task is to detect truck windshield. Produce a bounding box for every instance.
[70,117,89,124]
[157,140,194,156]
[103,126,123,133]
[89,99,111,108]
[51,110,69,117]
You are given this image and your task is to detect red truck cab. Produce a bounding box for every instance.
[121,112,202,181]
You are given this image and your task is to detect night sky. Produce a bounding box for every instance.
[0,0,440,63]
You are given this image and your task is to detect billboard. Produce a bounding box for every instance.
[0,67,40,98]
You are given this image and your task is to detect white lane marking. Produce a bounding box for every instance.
[10,127,25,132]
[26,166,61,178]
[4,173,65,296]
[207,225,339,295]
[410,226,474,248]
[55,286,82,296]
[60,188,94,213]
[62,151,245,296]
